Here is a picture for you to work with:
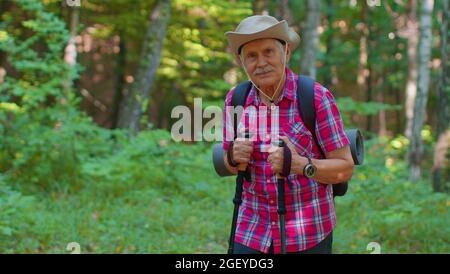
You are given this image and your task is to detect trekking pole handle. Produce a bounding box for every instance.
[276,140,285,179]
[237,163,247,172]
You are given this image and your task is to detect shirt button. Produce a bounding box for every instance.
[267,179,270,183]
[272,221,276,226]
[270,200,274,204]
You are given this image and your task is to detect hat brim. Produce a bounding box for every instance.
[225,20,300,55]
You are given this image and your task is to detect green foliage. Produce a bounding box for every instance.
[0,107,120,193]
[337,97,402,116]
[0,0,73,108]
[336,97,402,128]
[0,0,447,255]
[0,0,88,194]
[334,138,449,254]
[153,0,252,127]
[0,128,448,253]
[0,127,235,253]
[0,175,34,248]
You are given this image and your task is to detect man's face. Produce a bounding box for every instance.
[238,38,290,90]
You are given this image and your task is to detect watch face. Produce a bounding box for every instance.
[305,164,317,178]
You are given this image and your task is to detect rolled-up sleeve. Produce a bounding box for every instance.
[314,83,350,154]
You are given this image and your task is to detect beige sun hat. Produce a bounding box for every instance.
[225,15,300,55]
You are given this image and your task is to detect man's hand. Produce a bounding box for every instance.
[232,137,253,166]
[268,136,297,174]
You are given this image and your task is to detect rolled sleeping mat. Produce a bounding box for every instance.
[212,143,234,177]
[345,128,364,166]
[212,128,364,177]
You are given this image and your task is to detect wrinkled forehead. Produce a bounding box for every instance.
[239,38,284,55]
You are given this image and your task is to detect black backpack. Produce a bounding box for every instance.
[230,75,348,197]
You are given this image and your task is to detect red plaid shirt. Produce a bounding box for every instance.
[223,68,350,253]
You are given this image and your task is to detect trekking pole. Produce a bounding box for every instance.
[276,139,291,254]
[228,132,250,254]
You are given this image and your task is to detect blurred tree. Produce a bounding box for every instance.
[0,0,440,143]
[360,0,372,133]
[117,0,171,135]
[299,0,321,78]
[148,0,252,131]
[63,1,80,98]
[112,34,127,128]
[70,0,156,128]
[275,0,293,25]
[404,0,419,139]
[322,0,334,88]
[432,0,449,192]
[409,0,435,180]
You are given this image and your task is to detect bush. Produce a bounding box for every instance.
[0,106,124,193]
[333,137,449,254]
[0,175,35,252]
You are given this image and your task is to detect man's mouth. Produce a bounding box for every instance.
[255,70,273,76]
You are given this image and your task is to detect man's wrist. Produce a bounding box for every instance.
[292,155,308,175]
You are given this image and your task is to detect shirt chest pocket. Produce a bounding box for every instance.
[281,117,314,158]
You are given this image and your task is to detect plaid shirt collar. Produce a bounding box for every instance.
[246,67,296,106]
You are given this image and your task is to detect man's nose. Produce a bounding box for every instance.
[256,55,268,67]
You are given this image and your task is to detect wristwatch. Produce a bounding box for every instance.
[303,157,317,178]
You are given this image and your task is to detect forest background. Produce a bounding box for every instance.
[0,0,448,253]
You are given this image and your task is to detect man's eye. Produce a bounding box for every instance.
[248,54,256,60]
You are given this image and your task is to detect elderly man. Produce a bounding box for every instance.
[222,15,354,254]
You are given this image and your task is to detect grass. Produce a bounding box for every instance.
[0,131,448,254]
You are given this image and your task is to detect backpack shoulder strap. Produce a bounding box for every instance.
[230,81,253,181]
[230,81,252,139]
[297,75,325,157]
[297,76,349,197]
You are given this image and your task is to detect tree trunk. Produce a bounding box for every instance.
[404,0,419,139]
[63,5,79,99]
[357,3,368,89]
[112,35,126,129]
[395,83,402,135]
[378,89,386,137]
[275,0,293,24]
[432,0,450,192]
[300,0,321,78]
[366,63,373,133]
[360,1,374,134]
[394,34,403,136]
[409,0,434,180]
[117,0,171,135]
[323,0,334,89]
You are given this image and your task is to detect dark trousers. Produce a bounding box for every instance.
[233,231,333,254]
